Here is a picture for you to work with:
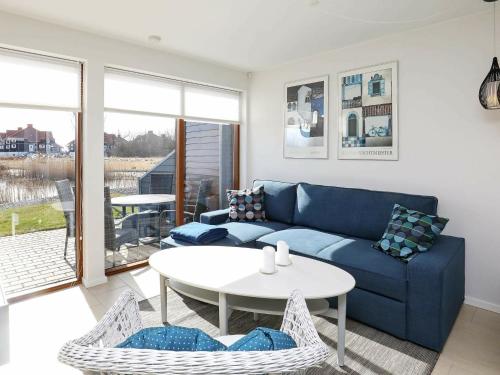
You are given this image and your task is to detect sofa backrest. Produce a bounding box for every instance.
[253,180,297,224]
[293,183,438,241]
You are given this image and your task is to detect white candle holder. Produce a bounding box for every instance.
[260,246,277,274]
[276,240,291,266]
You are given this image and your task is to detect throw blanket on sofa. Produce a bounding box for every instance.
[170,222,228,245]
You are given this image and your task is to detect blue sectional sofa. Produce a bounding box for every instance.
[162,180,465,351]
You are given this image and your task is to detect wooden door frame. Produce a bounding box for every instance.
[175,119,186,226]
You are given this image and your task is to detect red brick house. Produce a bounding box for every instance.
[0,124,62,156]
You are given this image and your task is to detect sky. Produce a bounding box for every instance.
[0,108,176,150]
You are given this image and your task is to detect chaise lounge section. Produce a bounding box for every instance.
[162,179,465,351]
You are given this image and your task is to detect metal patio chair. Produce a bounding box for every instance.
[55,179,75,259]
[104,187,142,266]
[159,179,213,239]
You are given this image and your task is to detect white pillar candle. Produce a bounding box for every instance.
[261,246,276,274]
[276,240,290,266]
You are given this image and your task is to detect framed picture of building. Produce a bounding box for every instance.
[337,61,398,160]
[284,76,328,158]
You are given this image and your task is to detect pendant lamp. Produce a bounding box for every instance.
[479,0,500,109]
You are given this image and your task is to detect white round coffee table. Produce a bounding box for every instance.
[149,246,355,366]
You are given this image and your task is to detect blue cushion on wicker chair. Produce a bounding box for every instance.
[227,327,297,351]
[116,326,226,351]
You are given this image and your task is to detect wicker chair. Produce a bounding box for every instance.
[58,289,330,374]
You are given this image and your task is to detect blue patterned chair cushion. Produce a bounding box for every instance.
[373,204,449,262]
[115,326,226,351]
[227,185,266,222]
[227,327,297,351]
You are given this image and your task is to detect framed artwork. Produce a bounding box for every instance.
[337,61,398,160]
[284,76,328,159]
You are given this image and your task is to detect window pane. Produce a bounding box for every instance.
[0,50,80,109]
[105,70,181,115]
[184,86,240,122]
[0,108,78,297]
[183,122,234,224]
[104,112,176,270]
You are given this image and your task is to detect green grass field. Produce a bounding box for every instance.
[0,203,66,237]
[0,193,131,237]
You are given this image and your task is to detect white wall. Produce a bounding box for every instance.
[0,11,248,287]
[248,12,500,312]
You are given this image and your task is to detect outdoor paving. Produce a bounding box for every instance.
[0,228,160,297]
[0,228,76,296]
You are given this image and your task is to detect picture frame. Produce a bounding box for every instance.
[283,75,329,159]
[337,61,398,160]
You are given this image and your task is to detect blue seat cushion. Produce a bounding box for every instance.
[219,221,291,246]
[257,227,407,302]
[116,326,226,351]
[256,226,345,255]
[319,237,407,302]
[227,327,297,351]
[162,221,290,248]
[253,180,298,224]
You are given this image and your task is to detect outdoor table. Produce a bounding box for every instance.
[111,194,176,240]
[111,194,176,217]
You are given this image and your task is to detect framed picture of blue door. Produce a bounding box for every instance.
[284,76,328,159]
[337,61,398,160]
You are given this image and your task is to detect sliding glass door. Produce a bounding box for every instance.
[103,68,240,272]
[0,49,82,298]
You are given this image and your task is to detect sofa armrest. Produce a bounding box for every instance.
[200,208,229,225]
[407,235,465,351]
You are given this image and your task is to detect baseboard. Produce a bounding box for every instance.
[82,275,108,288]
[465,295,500,314]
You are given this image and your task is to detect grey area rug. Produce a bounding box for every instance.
[138,289,439,375]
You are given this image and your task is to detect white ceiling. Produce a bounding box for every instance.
[0,0,488,71]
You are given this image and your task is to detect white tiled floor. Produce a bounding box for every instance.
[1,266,499,374]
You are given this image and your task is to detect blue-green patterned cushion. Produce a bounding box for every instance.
[373,204,449,262]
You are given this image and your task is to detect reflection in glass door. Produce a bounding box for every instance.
[180,121,237,225]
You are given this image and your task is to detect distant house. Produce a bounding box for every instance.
[104,132,125,156]
[0,124,62,157]
[67,132,125,156]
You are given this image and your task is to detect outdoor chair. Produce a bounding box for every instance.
[104,187,143,266]
[58,289,330,374]
[55,179,75,259]
[159,179,213,239]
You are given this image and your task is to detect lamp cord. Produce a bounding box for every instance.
[495,2,497,57]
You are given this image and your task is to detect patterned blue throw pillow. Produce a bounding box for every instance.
[227,185,266,222]
[116,326,227,351]
[373,204,449,262]
[227,327,297,351]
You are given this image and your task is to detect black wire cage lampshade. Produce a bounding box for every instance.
[479,0,500,109]
[479,57,500,109]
